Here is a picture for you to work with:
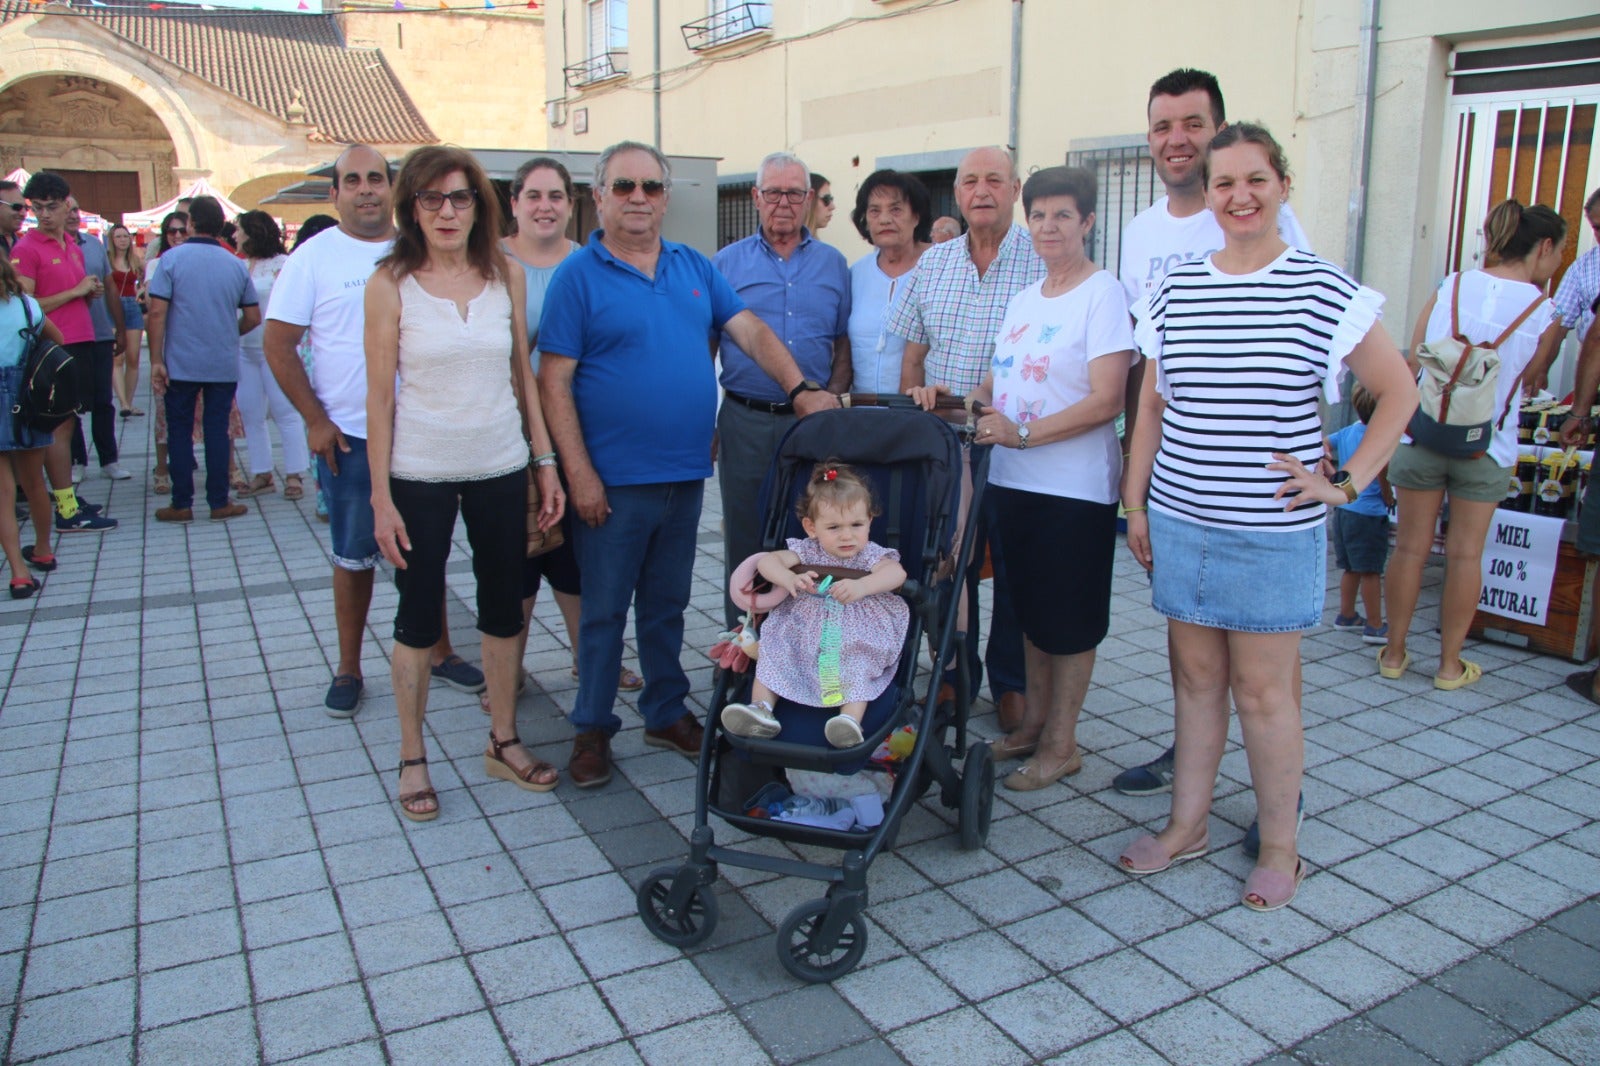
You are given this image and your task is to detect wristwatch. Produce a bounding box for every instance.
[1016,424,1031,450]
[1330,469,1358,504]
[787,379,824,403]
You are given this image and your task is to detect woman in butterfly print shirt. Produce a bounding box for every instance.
[946,166,1135,791]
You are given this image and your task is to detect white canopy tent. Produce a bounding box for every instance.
[2,168,29,186]
[124,177,247,231]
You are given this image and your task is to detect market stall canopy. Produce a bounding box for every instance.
[124,178,246,230]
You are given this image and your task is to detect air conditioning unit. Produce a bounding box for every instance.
[546,100,568,127]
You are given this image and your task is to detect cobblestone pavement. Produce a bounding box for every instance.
[1,401,1597,1065]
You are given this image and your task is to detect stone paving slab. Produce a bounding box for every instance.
[0,396,1597,1064]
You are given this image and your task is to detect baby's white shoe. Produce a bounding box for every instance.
[721,700,780,738]
[824,714,864,748]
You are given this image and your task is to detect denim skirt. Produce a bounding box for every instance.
[0,366,51,452]
[120,295,144,331]
[1149,508,1326,633]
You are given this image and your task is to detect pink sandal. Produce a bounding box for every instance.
[1118,832,1209,875]
[1241,859,1307,911]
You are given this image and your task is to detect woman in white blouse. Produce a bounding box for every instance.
[1119,124,1415,911]
[366,146,566,820]
[846,170,933,393]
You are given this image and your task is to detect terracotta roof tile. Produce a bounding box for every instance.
[1,0,436,144]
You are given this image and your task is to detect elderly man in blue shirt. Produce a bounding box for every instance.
[712,151,851,628]
[539,141,835,789]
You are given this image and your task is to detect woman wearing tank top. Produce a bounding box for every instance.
[1381,202,1565,692]
[365,147,567,821]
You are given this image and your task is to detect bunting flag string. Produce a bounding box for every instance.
[23,0,540,16]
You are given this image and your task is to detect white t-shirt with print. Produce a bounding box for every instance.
[1119,196,1311,308]
[266,228,393,439]
[987,271,1135,504]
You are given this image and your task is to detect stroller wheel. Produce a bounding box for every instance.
[637,866,719,948]
[776,899,868,983]
[958,743,995,850]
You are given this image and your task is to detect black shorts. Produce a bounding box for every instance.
[390,469,527,649]
[523,512,581,599]
[991,486,1116,656]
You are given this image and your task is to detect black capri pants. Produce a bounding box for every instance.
[390,468,527,649]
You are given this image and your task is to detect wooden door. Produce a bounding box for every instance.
[50,170,143,227]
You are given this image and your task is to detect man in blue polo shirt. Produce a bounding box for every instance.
[146,195,259,521]
[539,140,835,788]
[712,151,850,628]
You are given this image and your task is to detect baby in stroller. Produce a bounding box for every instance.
[721,462,910,748]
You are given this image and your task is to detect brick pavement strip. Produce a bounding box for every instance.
[0,406,1598,1064]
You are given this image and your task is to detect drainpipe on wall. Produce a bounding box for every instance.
[1344,0,1380,280]
[1008,0,1023,162]
[653,0,663,149]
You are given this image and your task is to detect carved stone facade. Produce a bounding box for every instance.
[0,75,179,205]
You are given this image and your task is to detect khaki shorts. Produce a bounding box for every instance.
[1386,442,1509,504]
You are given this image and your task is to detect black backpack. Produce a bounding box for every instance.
[12,298,80,433]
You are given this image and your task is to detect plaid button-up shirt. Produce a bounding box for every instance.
[1554,245,1600,344]
[884,223,1045,394]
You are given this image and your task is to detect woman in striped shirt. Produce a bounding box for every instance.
[1118,124,1415,911]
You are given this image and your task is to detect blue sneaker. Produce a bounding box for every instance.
[55,509,117,533]
[1242,792,1306,860]
[1113,746,1175,796]
[325,674,363,718]
[1331,614,1365,631]
[1362,622,1389,645]
[430,654,486,693]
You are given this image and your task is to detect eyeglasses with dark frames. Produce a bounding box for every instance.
[608,178,668,198]
[757,188,808,205]
[165,228,186,236]
[819,194,834,206]
[414,188,478,211]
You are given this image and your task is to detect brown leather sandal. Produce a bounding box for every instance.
[485,731,559,792]
[397,755,439,822]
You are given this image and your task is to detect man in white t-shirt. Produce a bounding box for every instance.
[264,144,483,719]
[1113,71,1311,836]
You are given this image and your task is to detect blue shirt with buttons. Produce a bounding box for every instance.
[712,228,850,403]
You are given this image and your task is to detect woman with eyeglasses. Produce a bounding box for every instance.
[106,224,145,417]
[365,145,567,819]
[846,170,933,394]
[805,171,836,234]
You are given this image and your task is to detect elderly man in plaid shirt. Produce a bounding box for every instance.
[888,145,1045,733]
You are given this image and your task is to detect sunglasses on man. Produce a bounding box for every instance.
[608,178,668,198]
[0,201,23,212]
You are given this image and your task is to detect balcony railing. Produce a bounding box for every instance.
[682,3,771,51]
[564,51,629,88]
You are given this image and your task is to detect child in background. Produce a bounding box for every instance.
[722,462,910,748]
[1329,384,1395,644]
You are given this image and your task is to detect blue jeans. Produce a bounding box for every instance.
[164,380,236,510]
[571,480,704,736]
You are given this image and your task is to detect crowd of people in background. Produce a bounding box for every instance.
[4,59,1598,919]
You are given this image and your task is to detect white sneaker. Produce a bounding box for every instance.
[70,463,85,485]
[720,700,780,738]
[101,463,131,481]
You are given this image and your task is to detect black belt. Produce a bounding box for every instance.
[724,391,793,415]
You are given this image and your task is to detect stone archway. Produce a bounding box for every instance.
[0,74,179,221]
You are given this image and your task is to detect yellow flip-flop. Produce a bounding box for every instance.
[1377,648,1411,680]
[1434,659,1483,691]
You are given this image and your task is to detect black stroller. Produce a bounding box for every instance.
[635,404,994,982]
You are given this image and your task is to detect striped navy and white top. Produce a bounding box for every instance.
[1133,247,1383,531]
